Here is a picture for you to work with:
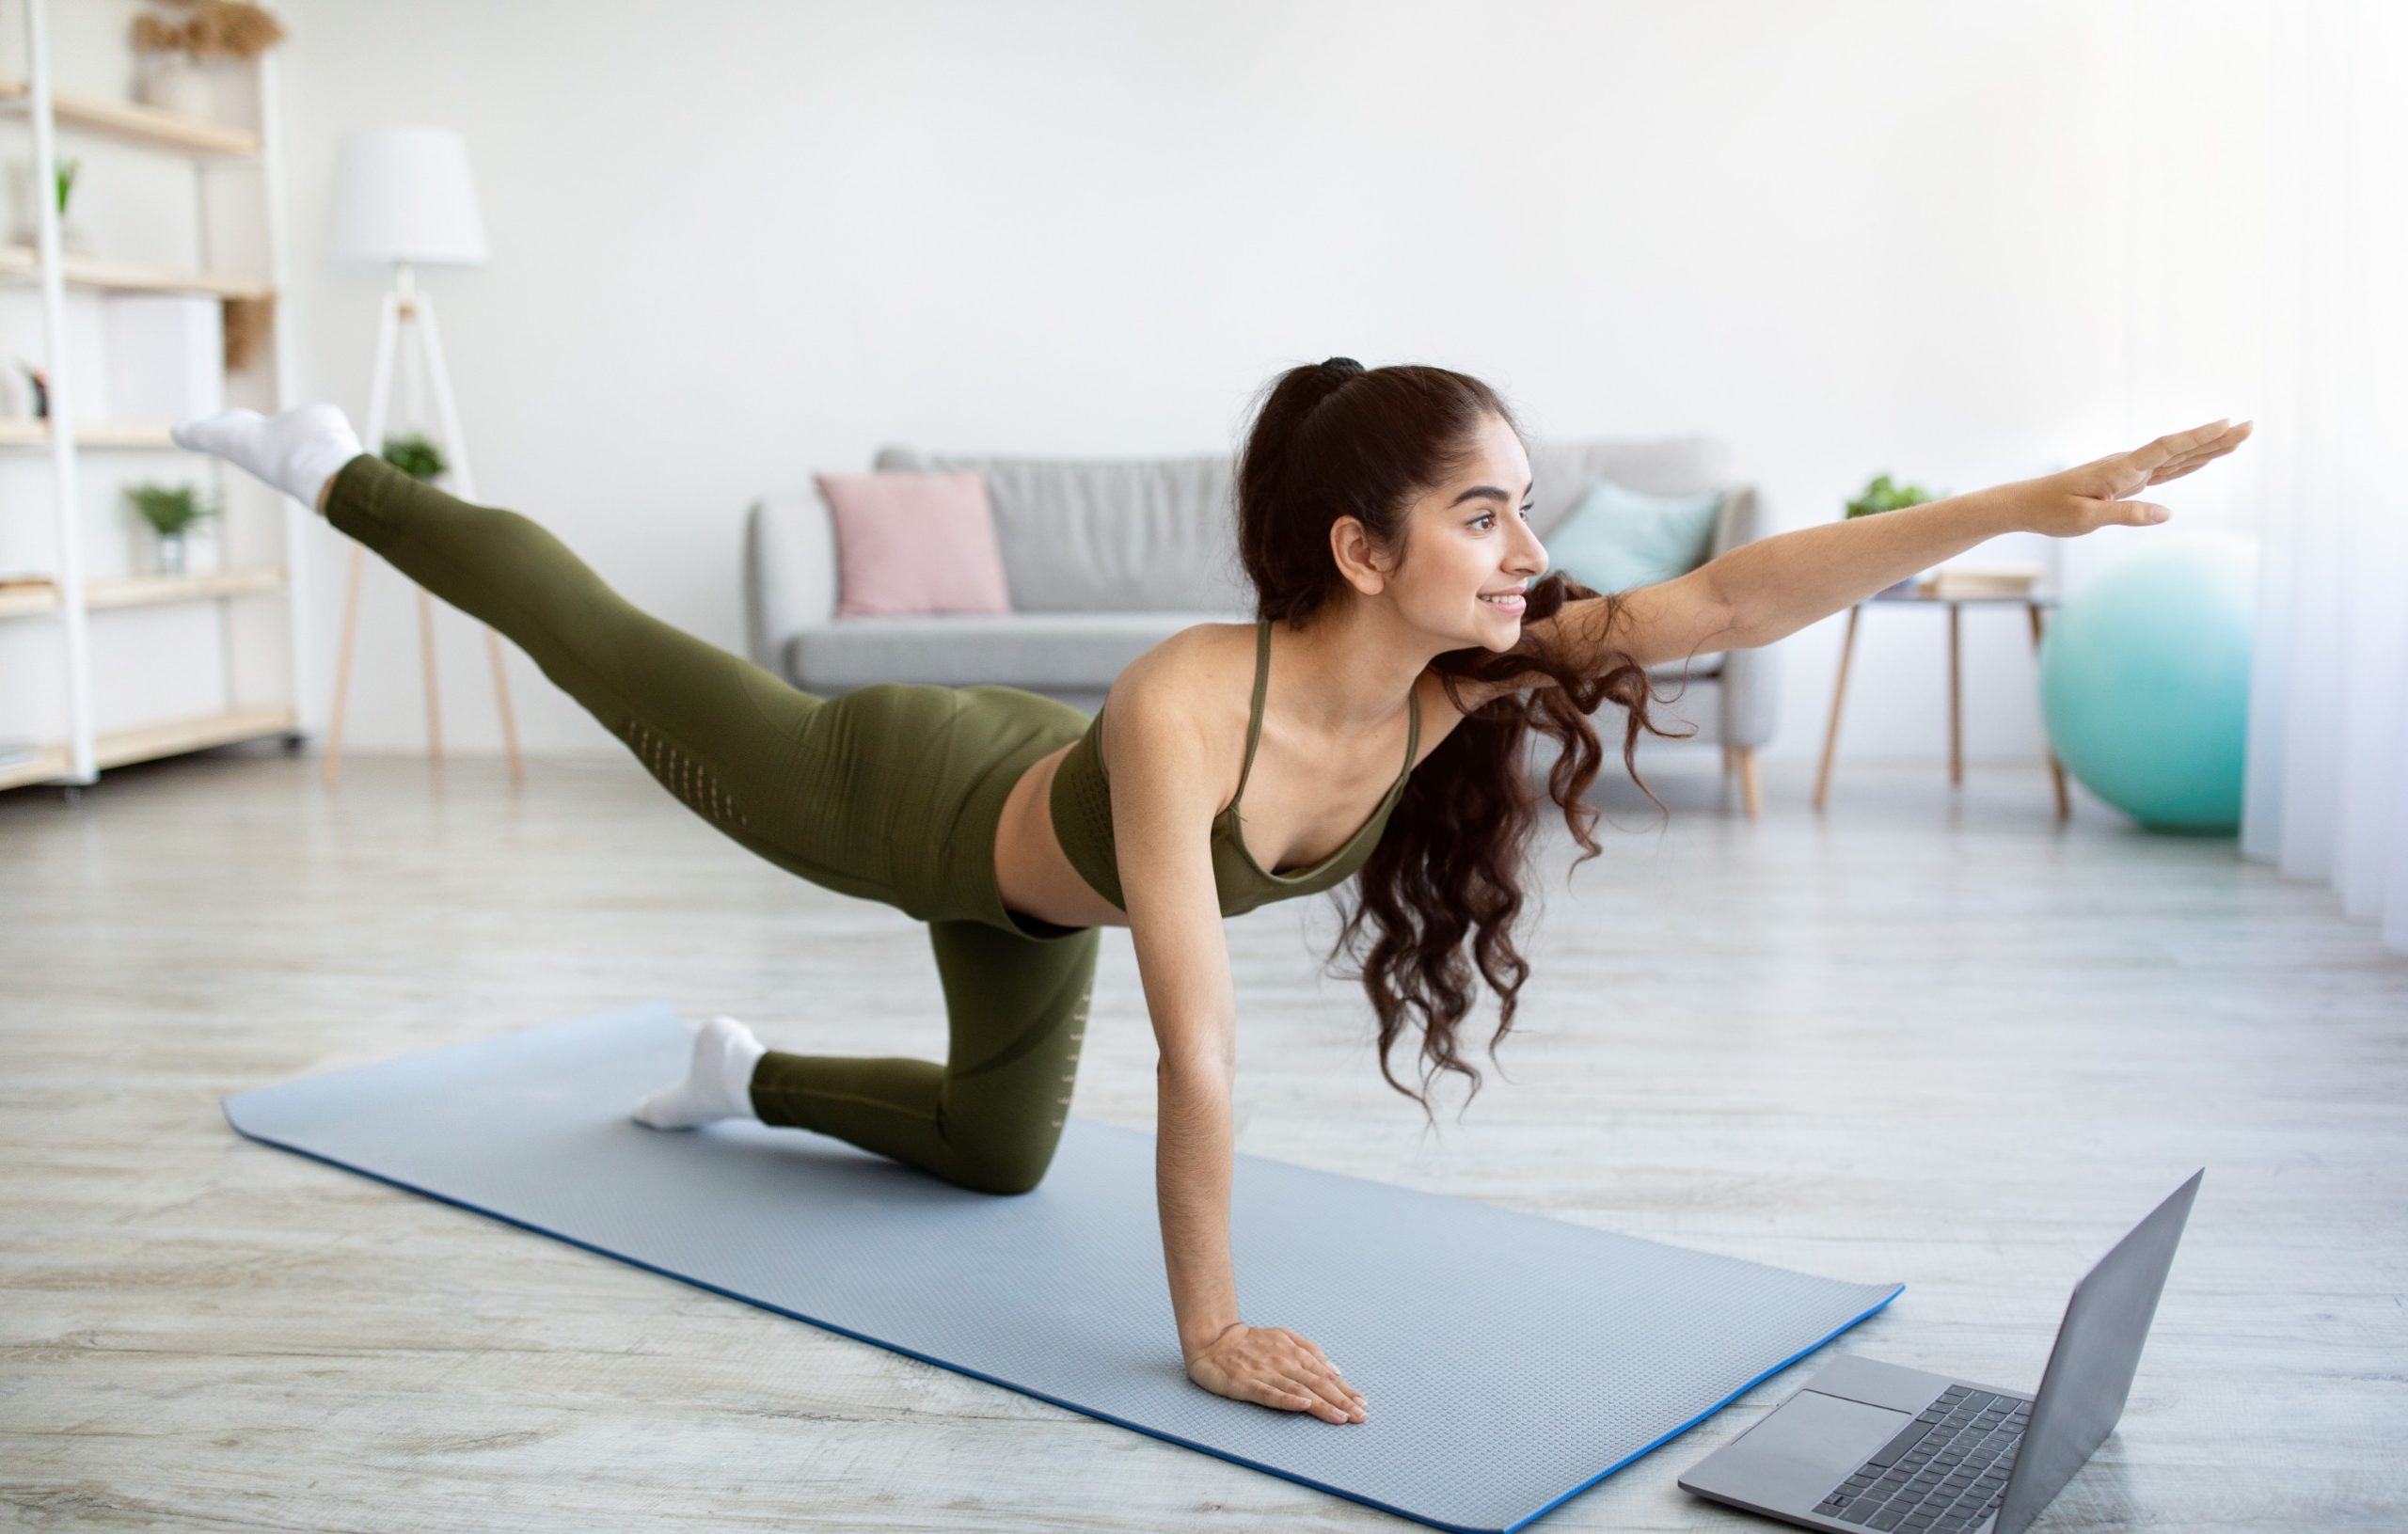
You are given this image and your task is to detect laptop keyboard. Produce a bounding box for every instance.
[1814,1384,2029,1530]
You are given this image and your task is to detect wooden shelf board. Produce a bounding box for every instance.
[0,565,289,619]
[0,419,180,449]
[0,581,57,618]
[0,245,272,301]
[91,565,288,609]
[0,708,304,787]
[0,76,260,156]
[91,705,296,771]
[0,743,71,791]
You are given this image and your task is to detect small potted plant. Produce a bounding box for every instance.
[128,481,221,577]
[131,1,288,120]
[381,432,449,482]
[1845,472,1949,596]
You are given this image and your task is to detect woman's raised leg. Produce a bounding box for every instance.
[309,451,937,905]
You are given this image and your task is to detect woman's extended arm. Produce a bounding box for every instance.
[1704,485,2023,649]
[1495,419,2254,702]
[1707,418,2255,651]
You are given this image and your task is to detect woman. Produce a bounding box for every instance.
[174,362,2249,1429]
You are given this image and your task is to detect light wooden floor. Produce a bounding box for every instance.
[3,746,2401,1531]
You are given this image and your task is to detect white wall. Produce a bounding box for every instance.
[269,0,2279,765]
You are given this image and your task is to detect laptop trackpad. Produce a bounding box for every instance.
[1733,1390,1913,1507]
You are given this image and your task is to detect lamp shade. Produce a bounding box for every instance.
[327,126,488,269]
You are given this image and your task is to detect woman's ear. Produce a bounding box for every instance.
[1328,514,1392,597]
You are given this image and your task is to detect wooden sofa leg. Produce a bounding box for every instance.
[1733,745,1763,819]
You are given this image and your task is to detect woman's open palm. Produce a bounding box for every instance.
[2021,418,2255,538]
[1185,1321,1368,1424]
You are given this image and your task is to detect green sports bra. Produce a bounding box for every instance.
[1048,617,1421,919]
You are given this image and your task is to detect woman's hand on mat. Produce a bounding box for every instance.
[2012,418,2254,537]
[1184,1321,1368,1424]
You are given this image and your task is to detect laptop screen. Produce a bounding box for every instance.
[1994,1170,2203,1534]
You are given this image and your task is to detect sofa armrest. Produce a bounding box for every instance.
[1706,482,1763,562]
[744,493,839,676]
[1716,645,1780,748]
[1704,485,1780,748]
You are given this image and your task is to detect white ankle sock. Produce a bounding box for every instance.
[632,1014,767,1131]
[170,403,364,513]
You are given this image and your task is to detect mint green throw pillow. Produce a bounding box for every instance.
[1544,480,1726,593]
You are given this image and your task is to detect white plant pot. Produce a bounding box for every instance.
[139,55,215,120]
[156,531,187,577]
[10,213,91,255]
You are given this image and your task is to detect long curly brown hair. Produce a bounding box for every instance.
[1233,357,1700,1131]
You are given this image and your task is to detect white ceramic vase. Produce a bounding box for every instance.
[139,55,214,119]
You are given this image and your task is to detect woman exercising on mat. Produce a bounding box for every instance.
[174,363,2249,1428]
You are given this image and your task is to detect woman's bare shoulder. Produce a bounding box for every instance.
[1096,624,1250,800]
[1106,621,1250,715]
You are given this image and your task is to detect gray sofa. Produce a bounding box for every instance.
[744,435,1775,813]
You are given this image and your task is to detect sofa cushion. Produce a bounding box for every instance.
[816,468,1012,618]
[874,447,1249,613]
[1545,479,1730,594]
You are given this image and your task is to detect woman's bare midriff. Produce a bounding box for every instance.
[994,740,1133,930]
[990,650,1466,934]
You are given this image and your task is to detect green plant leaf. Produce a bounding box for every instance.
[379,431,448,481]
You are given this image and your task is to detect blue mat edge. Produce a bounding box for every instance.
[220,1007,1908,1534]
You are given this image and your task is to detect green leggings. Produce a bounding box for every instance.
[325,452,1101,1196]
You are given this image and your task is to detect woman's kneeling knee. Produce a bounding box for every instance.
[939,1117,1066,1196]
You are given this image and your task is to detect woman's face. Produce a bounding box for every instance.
[1396,412,1550,650]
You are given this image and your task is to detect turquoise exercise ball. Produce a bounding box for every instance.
[2037,533,2258,834]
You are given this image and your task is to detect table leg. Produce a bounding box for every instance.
[1734,745,1763,819]
[2029,602,2069,820]
[1813,606,1861,813]
[1948,600,1962,788]
[418,587,442,763]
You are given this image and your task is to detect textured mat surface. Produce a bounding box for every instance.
[222,1001,1902,1532]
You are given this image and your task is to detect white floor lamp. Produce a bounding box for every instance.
[322,125,522,789]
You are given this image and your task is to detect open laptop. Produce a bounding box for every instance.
[1679,1169,2203,1534]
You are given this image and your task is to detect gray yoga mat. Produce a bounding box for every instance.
[222,1000,1902,1533]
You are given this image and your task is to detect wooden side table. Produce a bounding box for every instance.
[1813,588,2070,819]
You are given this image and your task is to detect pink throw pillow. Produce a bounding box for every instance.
[815,468,1013,619]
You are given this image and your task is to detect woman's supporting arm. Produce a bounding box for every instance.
[1101,652,1247,1351]
[1158,1059,1243,1354]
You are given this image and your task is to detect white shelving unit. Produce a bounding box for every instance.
[0,0,307,797]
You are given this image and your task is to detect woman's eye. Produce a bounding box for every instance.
[1472,506,1535,531]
